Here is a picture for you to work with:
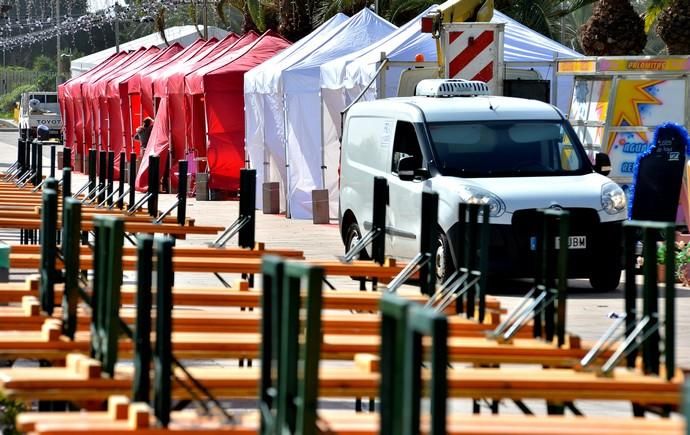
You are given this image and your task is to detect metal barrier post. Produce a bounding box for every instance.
[98,150,107,204]
[107,151,115,206]
[34,141,43,186]
[238,168,256,249]
[148,155,160,217]
[404,303,448,435]
[61,198,81,340]
[154,237,174,427]
[49,144,56,178]
[419,191,438,296]
[17,137,25,175]
[90,216,124,377]
[177,160,188,225]
[88,149,97,200]
[63,146,71,169]
[133,236,154,403]
[118,152,125,210]
[62,168,71,199]
[371,177,387,265]
[379,294,409,435]
[623,224,638,368]
[129,152,136,208]
[259,257,323,435]
[39,187,58,315]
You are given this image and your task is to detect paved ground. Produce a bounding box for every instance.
[0,130,688,418]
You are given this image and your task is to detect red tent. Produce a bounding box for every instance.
[105,44,183,161]
[59,51,128,168]
[82,48,149,156]
[67,51,138,168]
[128,39,208,124]
[91,47,161,167]
[149,34,246,188]
[139,38,218,127]
[183,31,291,191]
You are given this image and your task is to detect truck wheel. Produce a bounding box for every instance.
[589,267,622,292]
[436,232,454,284]
[345,222,370,261]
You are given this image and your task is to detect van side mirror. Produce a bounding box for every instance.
[594,153,611,176]
[397,156,429,181]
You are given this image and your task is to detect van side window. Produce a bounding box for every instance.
[391,121,422,173]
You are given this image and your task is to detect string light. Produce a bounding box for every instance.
[0,0,188,51]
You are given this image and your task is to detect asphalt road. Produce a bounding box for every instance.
[0,129,688,418]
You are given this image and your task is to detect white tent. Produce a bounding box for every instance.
[320,6,438,220]
[70,26,229,77]
[282,8,396,219]
[244,14,349,213]
[317,9,581,220]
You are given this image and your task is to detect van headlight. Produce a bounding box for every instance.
[459,186,506,217]
[601,182,626,215]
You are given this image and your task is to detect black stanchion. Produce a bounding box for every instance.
[129,152,136,208]
[98,150,107,204]
[107,151,115,206]
[49,145,56,178]
[62,168,71,199]
[177,160,188,225]
[63,146,72,169]
[118,152,126,210]
[147,155,160,217]
[88,149,97,200]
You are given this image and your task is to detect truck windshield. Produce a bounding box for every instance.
[428,120,591,177]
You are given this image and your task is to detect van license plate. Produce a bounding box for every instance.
[530,236,587,250]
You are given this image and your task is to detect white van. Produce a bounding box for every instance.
[339,79,627,291]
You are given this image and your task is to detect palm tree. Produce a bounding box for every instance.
[314,0,438,27]
[579,0,647,55]
[645,0,689,54]
[495,0,597,43]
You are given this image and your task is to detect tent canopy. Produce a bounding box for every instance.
[282,8,397,219]
[70,26,228,77]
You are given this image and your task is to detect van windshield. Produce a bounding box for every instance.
[428,120,591,177]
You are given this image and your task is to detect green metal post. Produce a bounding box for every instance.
[61,198,81,339]
[91,216,124,377]
[259,257,284,433]
[465,204,479,319]
[477,204,490,323]
[379,293,410,435]
[133,236,154,403]
[154,237,174,428]
[39,188,58,315]
[641,227,660,375]
[403,304,448,435]
[622,223,638,368]
[455,203,467,314]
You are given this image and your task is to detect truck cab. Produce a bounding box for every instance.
[18,92,63,141]
[339,79,627,291]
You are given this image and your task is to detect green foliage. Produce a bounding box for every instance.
[32,55,57,74]
[0,392,25,435]
[0,84,37,114]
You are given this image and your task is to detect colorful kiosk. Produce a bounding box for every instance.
[557,56,689,205]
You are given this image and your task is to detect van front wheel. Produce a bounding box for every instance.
[345,222,370,261]
[589,266,622,292]
[436,232,454,284]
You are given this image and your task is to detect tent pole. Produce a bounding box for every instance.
[262,94,270,184]
[283,94,289,217]
[320,92,326,190]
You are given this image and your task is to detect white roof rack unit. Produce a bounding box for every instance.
[415,79,490,97]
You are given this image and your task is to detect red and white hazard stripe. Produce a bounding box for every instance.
[446,30,496,86]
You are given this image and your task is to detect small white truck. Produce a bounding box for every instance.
[18,91,63,141]
[339,79,627,291]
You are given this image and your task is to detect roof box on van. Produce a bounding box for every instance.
[415,79,490,98]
